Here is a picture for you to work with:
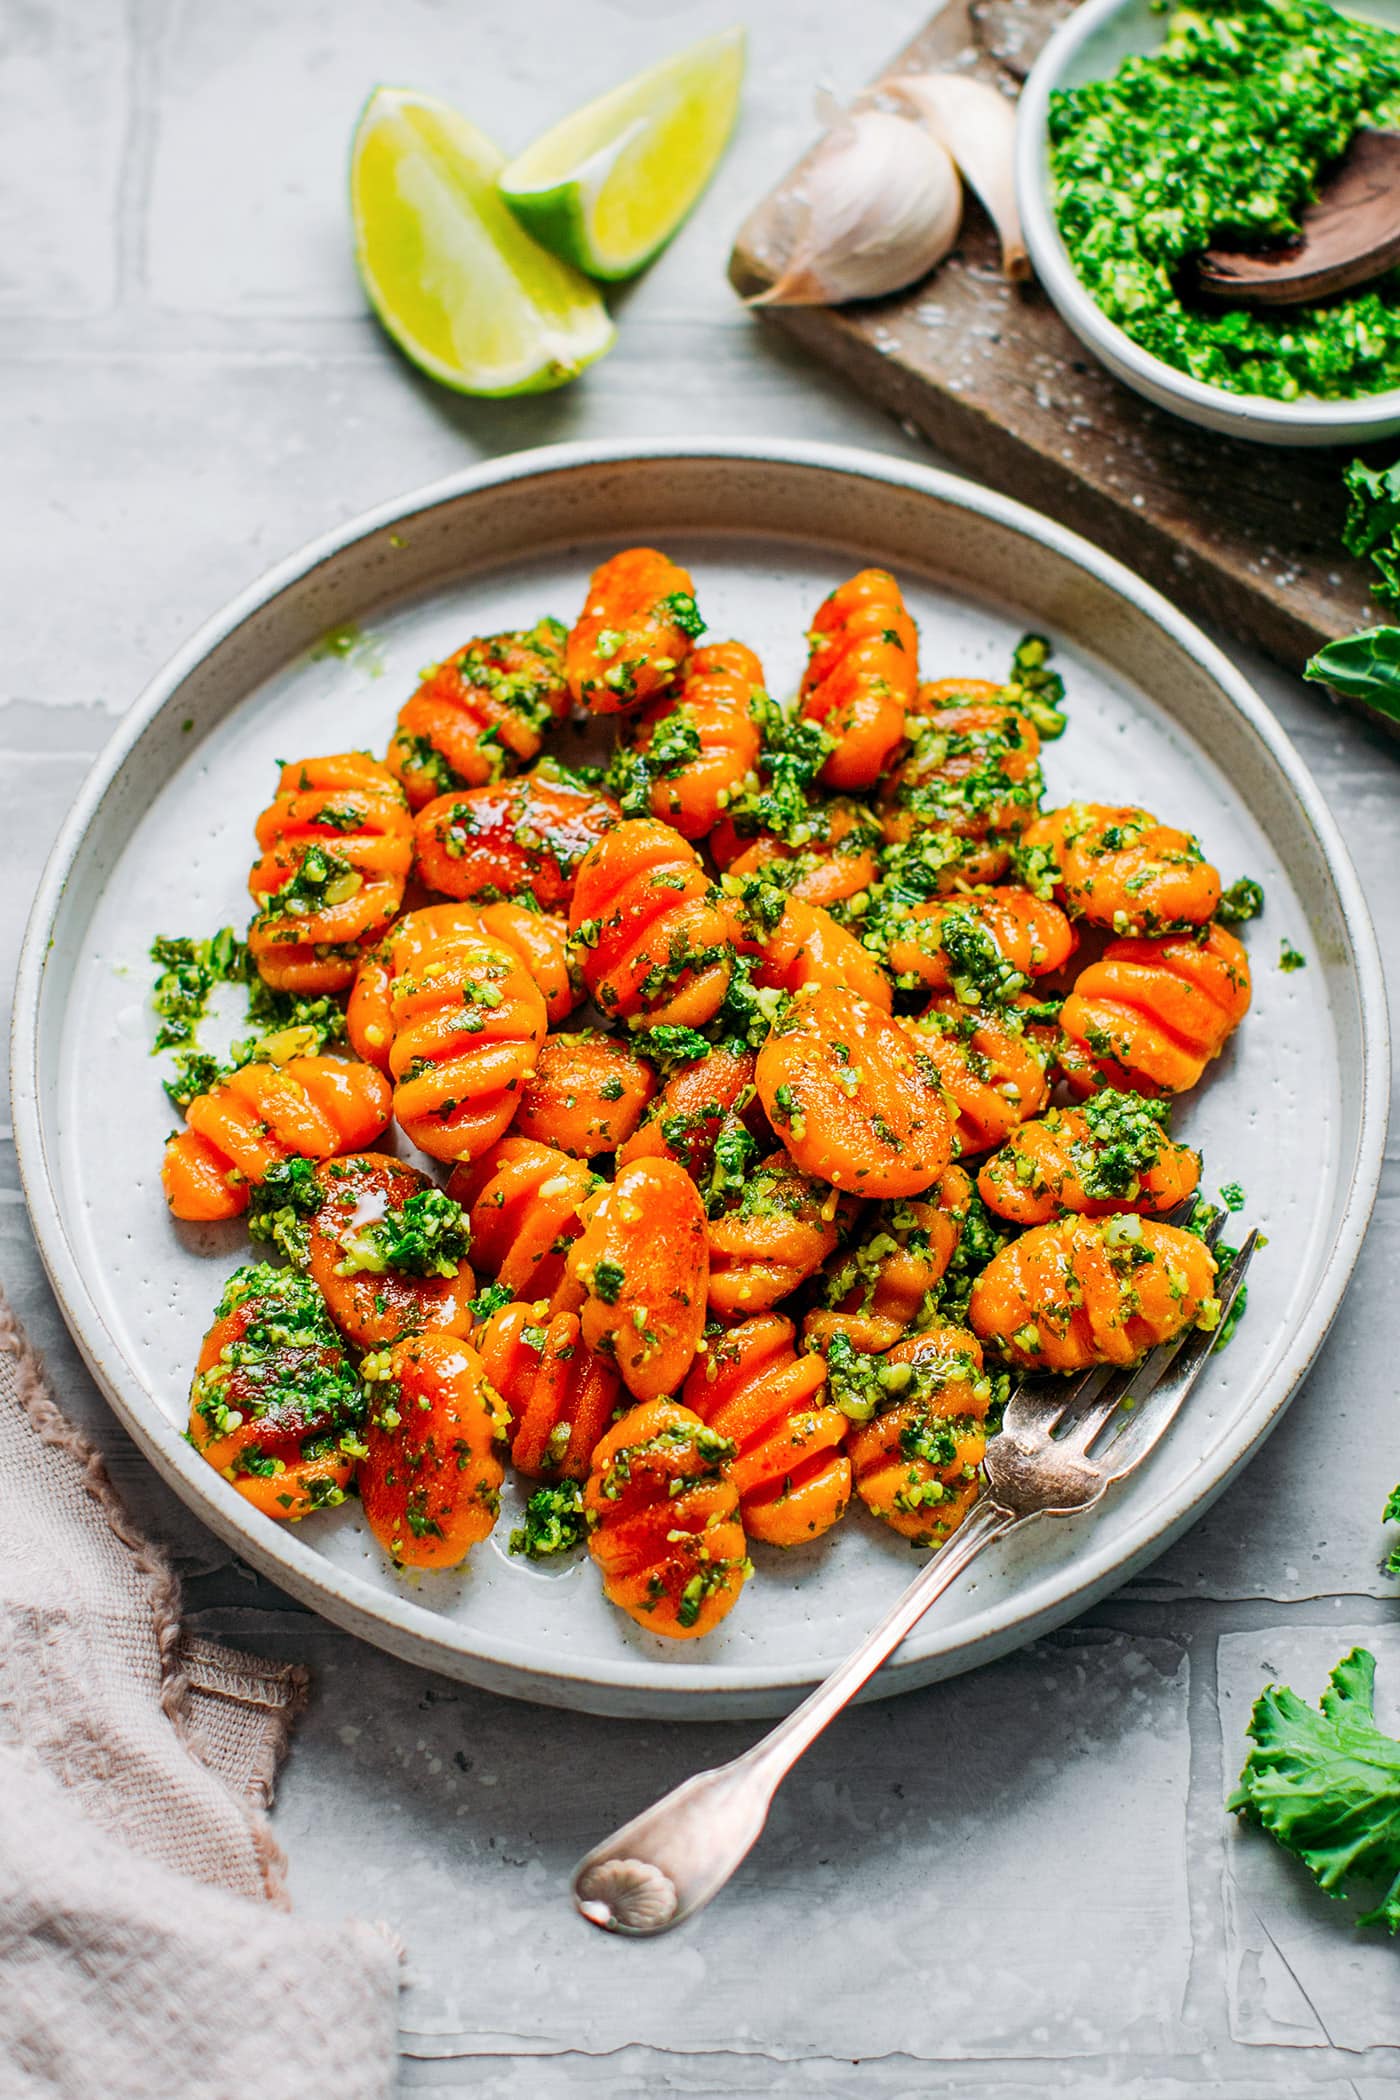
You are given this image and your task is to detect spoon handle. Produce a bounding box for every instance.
[571,1498,1019,1936]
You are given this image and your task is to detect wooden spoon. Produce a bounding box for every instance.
[1194,130,1400,306]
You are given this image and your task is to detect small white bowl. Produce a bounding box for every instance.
[1015,0,1400,446]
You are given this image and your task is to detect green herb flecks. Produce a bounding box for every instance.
[1217,876,1266,924]
[718,689,834,849]
[510,1479,588,1559]
[468,1280,515,1324]
[254,841,359,925]
[335,1187,470,1279]
[247,1156,322,1269]
[629,1023,712,1074]
[1006,634,1068,740]
[231,983,348,1068]
[1075,1089,1171,1203]
[1050,0,1400,403]
[190,1263,362,1457]
[606,705,703,819]
[150,927,248,1052]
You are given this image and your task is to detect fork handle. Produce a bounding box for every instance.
[571,1495,1021,1936]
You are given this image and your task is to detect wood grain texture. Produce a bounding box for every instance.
[728,0,1388,693]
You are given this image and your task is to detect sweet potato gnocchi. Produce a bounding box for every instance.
[159,550,1256,1632]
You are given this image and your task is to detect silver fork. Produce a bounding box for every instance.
[571,1210,1256,1936]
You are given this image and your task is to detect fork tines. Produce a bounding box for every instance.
[1000,1208,1258,1483]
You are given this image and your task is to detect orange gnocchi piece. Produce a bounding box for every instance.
[846,1324,993,1546]
[162,1055,391,1223]
[189,1264,361,1521]
[907,999,1051,1157]
[684,1314,849,1546]
[386,618,570,804]
[756,985,954,1198]
[514,1032,657,1157]
[568,1158,709,1400]
[879,697,1043,885]
[798,569,918,791]
[618,640,764,839]
[880,886,1076,995]
[713,796,882,911]
[1021,803,1221,935]
[565,547,702,714]
[616,1046,757,1182]
[474,1302,619,1480]
[706,1150,852,1318]
[384,921,547,1165]
[359,1332,507,1568]
[413,772,619,911]
[568,818,732,1029]
[585,1398,749,1638]
[305,1154,477,1351]
[804,1164,973,1356]
[448,1134,595,1317]
[977,1093,1201,1226]
[1058,923,1252,1096]
[968,1213,1219,1372]
[725,886,893,1013]
[247,754,413,994]
[347,901,574,1073]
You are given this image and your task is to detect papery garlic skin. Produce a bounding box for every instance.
[881,72,1029,282]
[752,108,963,307]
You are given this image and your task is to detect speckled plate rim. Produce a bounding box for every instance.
[1015,0,1400,446]
[11,438,1390,1716]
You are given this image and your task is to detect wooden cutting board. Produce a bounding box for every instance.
[728,0,1389,700]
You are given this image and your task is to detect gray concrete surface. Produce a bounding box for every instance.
[3,0,1399,2091]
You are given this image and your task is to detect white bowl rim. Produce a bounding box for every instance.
[1014,0,1400,434]
[9,435,1391,1709]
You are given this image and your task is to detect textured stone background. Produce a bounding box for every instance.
[3,1,1398,2091]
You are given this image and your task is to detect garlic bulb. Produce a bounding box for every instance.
[751,105,962,307]
[881,72,1029,281]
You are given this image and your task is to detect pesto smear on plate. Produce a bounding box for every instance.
[1049,0,1400,399]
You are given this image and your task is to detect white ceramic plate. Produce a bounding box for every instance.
[1016,0,1400,446]
[11,440,1389,1718]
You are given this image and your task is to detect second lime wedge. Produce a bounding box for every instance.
[351,88,615,396]
[498,28,745,281]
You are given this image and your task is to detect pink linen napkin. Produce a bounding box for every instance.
[0,1289,400,2099]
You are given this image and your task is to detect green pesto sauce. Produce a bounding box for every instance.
[1049,0,1400,400]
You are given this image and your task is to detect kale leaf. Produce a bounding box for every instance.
[1342,457,1400,605]
[1384,1484,1400,1579]
[1304,628,1400,724]
[1229,1647,1400,1932]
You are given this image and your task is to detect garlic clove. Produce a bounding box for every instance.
[880,72,1029,282]
[750,106,963,308]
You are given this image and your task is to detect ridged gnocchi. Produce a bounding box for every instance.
[162,550,1257,1634]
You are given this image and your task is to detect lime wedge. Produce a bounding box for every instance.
[498,28,745,281]
[351,88,616,396]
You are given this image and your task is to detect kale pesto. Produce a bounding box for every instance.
[1050,0,1400,401]
[510,1478,589,1559]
